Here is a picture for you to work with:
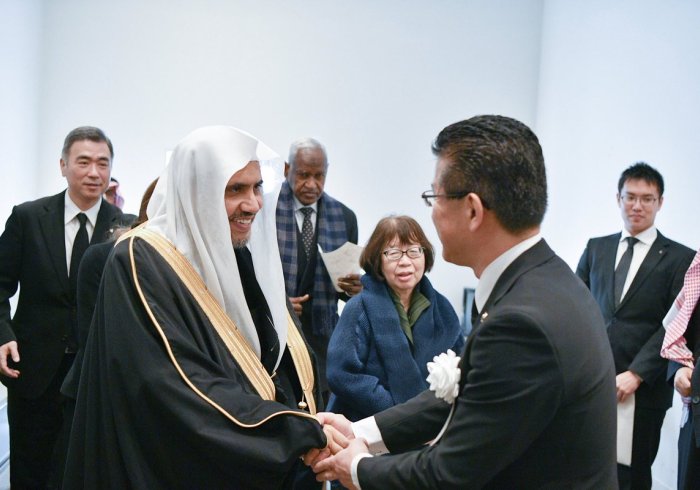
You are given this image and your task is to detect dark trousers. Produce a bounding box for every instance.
[617,405,667,490]
[678,407,700,490]
[7,354,73,490]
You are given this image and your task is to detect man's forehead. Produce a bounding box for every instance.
[228,161,261,183]
[68,139,111,158]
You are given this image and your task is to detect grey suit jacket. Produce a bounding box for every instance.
[0,191,122,397]
[358,240,618,489]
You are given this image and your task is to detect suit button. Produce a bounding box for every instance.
[692,396,700,405]
[61,335,68,342]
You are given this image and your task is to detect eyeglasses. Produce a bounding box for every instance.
[382,246,424,261]
[421,190,469,207]
[620,194,658,206]
[421,190,490,209]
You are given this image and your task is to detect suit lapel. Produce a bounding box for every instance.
[93,199,116,244]
[39,192,70,290]
[602,234,621,313]
[617,232,668,310]
[459,239,556,387]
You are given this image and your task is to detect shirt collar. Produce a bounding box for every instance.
[64,191,102,226]
[292,195,318,214]
[621,226,657,246]
[474,234,542,313]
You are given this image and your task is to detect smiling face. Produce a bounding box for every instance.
[224,161,263,248]
[60,139,112,210]
[381,237,426,300]
[617,178,663,235]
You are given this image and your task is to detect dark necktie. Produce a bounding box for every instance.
[69,213,89,296]
[300,207,314,256]
[614,236,639,307]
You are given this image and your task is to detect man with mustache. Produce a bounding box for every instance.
[276,138,361,403]
[64,126,333,489]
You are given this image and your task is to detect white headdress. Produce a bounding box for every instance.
[146,126,288,368]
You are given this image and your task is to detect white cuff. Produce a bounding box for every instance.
[351,453,373,489]
[352,416,388,455]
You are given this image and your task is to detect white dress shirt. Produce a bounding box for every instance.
[616,227,656,302]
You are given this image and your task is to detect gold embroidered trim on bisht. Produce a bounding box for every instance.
[286,313,317,414]
[123,227,318,427]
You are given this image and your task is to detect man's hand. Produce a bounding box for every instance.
[616,370,642,403]
[337,274,362,297]
[317,412,355,440]
[303,425,351,468]
[674,367,693,397]
[0,341,20,378]
[289,294,310,316]
[313,438,369,489]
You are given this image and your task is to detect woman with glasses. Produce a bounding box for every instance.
[326,215,465,421]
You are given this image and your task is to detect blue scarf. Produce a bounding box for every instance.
[276,181,349,335]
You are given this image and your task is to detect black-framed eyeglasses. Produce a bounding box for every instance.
[382,246,424,261]
[421,190,469,207]
[421,189,491,209]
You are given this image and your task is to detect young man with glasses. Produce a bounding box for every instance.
[576,161,695,490]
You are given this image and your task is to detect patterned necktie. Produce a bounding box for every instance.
[300,207,314,256]
[661,251,700,367]
[69,213,89,296]
[614,236,639,307]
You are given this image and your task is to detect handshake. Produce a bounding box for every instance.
[302,412,370,490]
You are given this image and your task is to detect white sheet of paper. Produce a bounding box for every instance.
[318,242,364,292]
[617,393,635,466]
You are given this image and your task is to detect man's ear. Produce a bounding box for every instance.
[465,193,486,232]
[60,158,67,177]
[284,162,290,178]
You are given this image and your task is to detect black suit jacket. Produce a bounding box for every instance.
[60,240,115,400]
[359,240,618,489]
[577,231,694,410]
[0,191,122,398]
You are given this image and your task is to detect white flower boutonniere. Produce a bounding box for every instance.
[426,349,461,404]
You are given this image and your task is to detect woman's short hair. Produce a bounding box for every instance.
[360,215,435,280]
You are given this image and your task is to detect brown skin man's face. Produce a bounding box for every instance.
[285,148,327,205]
[224,161,263,248]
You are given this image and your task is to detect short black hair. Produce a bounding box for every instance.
[61,126,114,161]
[431,115,547,233]
[617,162,664,196]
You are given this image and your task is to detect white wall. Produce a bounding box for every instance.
[0,0,42,222]
[537,0,700,267]
[536,1,700,487]
[3,1,700,487]
[27,0,545,311]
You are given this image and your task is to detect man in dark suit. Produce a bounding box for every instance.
[0,126,123,489]
[576,162,695,490]
[308,115,618,489]
[276,138,361,402]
